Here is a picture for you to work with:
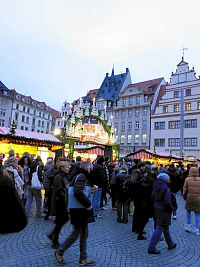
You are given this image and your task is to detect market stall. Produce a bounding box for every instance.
[125,148,183,166]
[0,126,64,162]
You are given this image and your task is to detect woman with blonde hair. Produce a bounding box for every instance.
[183,166,200,235]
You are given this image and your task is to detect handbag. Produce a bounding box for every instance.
[68,174,91,209]
[31,166,44,190]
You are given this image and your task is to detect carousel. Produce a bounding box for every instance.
[60,103,119,161]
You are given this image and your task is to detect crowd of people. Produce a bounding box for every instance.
[1,150,200,266]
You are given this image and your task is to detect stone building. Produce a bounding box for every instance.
[0,81,13,127]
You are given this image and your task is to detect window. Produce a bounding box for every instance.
[47,122,50,129]
[128,135,132,144]
[39,112,41,117]
[43,113,45,118]
[135,96,140,104]
[142,134,147,144]
[121,111,126,118]
[16,103,19,110]
[128,122,132,131]
[32,118,35,126]
[26,117,29,124]
[198,102,200,110]
[58,121,60,127]
[115,123,118,133]
[34,110,36,115]
[42,121,44,128]
[168,138,180,147]
[142,120,147,129]
[121,122,125,130]
[22,115,25,122]
[163,106,168,113]
[185,103,191,111]
[135,109,140,117]
[121,135,125,144]
[15,113,18,121]
[143,108,147,116]
[154,122,165,130]
[135,121,139,129]
[154,139,165,147]
[191,138,197,146]
[21,126,24,130]
[185,89,191,96]
[174,104,179,112]
[23,106,26,112]
[122,99,126,106]
[174,91,179,98]
[134,134,139,143]
[31,128,34,132]
[27,108,30,114]
[0,108,6,116]
[144,95,148,102]
[38,120,41,127]
[184,138,197,147]
[115,111,119,119]
[184,119,197,128]
[0,119,5,126]
[168,120,180,129]
[128,110,132,117]
[128,98,133,105]
[25,127,28,131]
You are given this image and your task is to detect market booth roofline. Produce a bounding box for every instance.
[0,127,64,161]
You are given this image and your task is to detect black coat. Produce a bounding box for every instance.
[0,170,27,234]
[70,169,92,227]
[91,163,106,188]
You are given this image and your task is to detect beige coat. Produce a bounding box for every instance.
[183,176,200,212]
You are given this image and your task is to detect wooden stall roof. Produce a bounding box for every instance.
[0,127,64,147]
[125,148,183,160]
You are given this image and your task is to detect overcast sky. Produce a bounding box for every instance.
[0,0,200,110]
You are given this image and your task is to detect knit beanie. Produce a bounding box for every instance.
[157,173,170,183]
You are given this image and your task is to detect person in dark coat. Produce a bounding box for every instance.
[116,165,130,223]
[148,173,176,254]
[48,161,70,248]
[54,161,96,266]
[91,157,106,217]
[0,153,5,171]
[0,169,27,234]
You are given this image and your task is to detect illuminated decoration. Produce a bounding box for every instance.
[62,106,118,161]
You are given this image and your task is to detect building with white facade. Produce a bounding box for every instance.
[113,78,166,155]
[151,58,200,159]
[0,81,13,127]
[11,89,53,134]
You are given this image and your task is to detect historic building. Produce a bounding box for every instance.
[96,68,132,119]
[0,81,13,127]
[11,89,53,134]
[113,77,166,155]
[151,57,200,160]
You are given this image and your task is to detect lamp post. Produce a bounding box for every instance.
[180,88,184,157]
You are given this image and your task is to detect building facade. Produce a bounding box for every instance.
[113,78,166,156]
[0,81,13,127]
[11,89,53,134]
[151,58,200,159]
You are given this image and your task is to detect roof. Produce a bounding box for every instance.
[87,89,99,101]
[0,81,13,98]
[126,148,183,160]
[50,108,60,118]
[96,68,130,102]
[127,77,164,95]
[11,89,51,112]
[0,127,62,144]
[155,84,167,107]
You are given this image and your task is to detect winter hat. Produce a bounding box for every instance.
[157,173,170,183]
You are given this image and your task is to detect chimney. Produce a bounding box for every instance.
[126,68,129,73]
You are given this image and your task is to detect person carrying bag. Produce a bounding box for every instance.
[54,161,96,266]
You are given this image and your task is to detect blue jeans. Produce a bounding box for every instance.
[186,210,200,229]
[25,186,43,217]
[92,188,102,216]
[148,224,173,251]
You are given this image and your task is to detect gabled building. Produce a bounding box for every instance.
[113,77,166,155]
[151,57,200,159]
[0,81,13,127]
[96,68,132,118]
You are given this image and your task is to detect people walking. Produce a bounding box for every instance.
[53,161,96,266]
[183,167,200,235]
[148,173,177,254]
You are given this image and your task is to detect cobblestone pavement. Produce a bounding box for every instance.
[1,194,200,267]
